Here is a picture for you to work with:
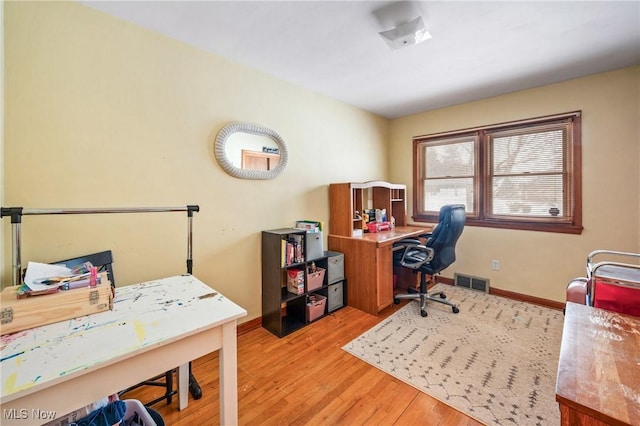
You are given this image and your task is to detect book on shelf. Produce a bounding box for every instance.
[282,237,304,266]
[285,241,294,266]
[289,234,304,263]
[281,240,287,267]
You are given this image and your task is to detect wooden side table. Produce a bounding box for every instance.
[556,302,640,425]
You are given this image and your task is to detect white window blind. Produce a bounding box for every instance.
[489,125,571,219]
[423,138,476,213]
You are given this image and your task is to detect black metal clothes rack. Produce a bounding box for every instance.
[0,205,203,401]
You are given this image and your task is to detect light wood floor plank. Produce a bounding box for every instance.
[122,304,482,425]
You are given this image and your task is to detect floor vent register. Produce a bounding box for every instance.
[454,273,490,293]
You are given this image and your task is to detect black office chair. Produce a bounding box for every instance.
[53,250,176,407]
[393,204,466,317]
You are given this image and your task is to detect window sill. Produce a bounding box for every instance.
[413,216,583,234]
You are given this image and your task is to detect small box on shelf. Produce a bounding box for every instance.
[306,294,327,322]
[287,269,304,295]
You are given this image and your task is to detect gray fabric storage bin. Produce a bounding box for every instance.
[325,250,344,284]
[306,231,324,261]
[327,281,344,312]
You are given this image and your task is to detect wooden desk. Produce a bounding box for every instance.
[328,226,428,315]
[1,275,247,425]
[556,302,640,426]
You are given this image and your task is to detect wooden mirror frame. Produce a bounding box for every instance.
[214,122,288,180]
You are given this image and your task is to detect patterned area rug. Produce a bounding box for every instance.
[343,285,564,426]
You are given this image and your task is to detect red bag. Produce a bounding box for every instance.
[593,279,640,317]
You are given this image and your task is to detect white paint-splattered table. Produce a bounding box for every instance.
[1,275,247,425]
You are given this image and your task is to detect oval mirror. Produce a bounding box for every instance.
[215,122,288,180]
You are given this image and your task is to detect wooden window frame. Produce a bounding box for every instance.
[413,111,583,234]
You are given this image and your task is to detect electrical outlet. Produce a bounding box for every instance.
[491,260,500,271]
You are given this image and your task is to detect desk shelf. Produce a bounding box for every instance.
[329,181,408,237]
[262,229,345,337]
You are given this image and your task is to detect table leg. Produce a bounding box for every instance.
[178,363,189,410]
[219,321,239,425]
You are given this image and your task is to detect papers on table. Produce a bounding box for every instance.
[23,262,73,292]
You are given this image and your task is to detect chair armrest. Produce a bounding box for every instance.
[392,238,423,251]
[392,239,423,265]
[399,245,434,270]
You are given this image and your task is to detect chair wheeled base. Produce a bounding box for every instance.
[394,276,460,317]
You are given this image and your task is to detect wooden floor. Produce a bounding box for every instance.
[122,303,482,425]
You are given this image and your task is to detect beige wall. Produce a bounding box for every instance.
[390,66,640,302]
[2,2,388,323]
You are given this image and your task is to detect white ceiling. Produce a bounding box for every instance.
[81,1,640,119]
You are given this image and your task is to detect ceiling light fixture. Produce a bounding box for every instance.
[379,16,432,50]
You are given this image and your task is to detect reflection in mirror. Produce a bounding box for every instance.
[225,133,280,171]
[215,122,288,180]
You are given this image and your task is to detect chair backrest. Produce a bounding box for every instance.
[53,250,116,287]
[424,204,466,274]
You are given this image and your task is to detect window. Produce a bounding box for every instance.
[413,112,582,234]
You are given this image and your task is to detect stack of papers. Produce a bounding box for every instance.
[295,220,323,233]
[22,262,92,293]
